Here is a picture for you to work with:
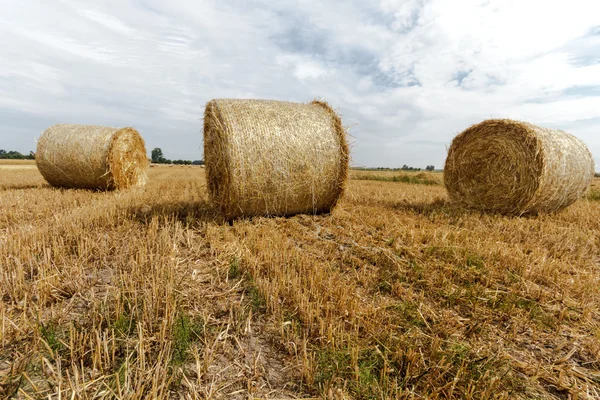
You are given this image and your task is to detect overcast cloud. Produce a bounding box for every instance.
[1,0,599,168]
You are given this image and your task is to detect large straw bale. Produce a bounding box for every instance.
[444,119,595,214]
[203,99,349,219]
[36,124,149,190]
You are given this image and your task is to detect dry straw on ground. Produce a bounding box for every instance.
[36,124,149,190]
[204,99,349,219]
[444,119,595,214]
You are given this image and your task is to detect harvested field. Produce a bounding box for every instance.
[0,165,37,170]
[0,160,36,165]
[1,161,599,399]
[0,160,37,170]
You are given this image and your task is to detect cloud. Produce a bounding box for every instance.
[0,0,599,168]
[78,9,135,35]
[276,54,331,81]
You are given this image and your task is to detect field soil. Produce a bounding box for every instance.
[1,161,599,399]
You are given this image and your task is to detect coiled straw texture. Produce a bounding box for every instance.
[444,119,595,215]
[36,124,149,190]
[204,99,349,219]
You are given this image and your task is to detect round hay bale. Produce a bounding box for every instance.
[36,124,149,190]
[444,119,595,214]
[204,99,349,219]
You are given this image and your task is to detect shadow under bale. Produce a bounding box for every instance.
[0,183,50,191]
[391,198,454,216]
[391,197,548,220]
[127,200,225,226]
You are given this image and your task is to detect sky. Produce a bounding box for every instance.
[0,0,599,169]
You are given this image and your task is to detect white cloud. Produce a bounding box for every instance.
[0,0,599,168]
[276,54,330,80]
[78,9,135,35]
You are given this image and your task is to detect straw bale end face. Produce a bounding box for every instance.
[36,124,149,190]
[203,99,349,219]
[444,119,595,215]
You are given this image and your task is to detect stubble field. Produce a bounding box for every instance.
[1,160,599,399]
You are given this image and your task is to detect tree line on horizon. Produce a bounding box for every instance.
[151,148,204,165]
[355,165,437,171]
[0,149,35,159]
[2,147,440,172]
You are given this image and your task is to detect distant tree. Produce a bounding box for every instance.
[426,165,435,171]
[0,149,33,160]
[192,160,205,165]
[151,148,164,163]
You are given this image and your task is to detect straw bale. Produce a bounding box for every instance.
[36,124,149,190]
[444,119,595,214]
[203,99,349,219]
